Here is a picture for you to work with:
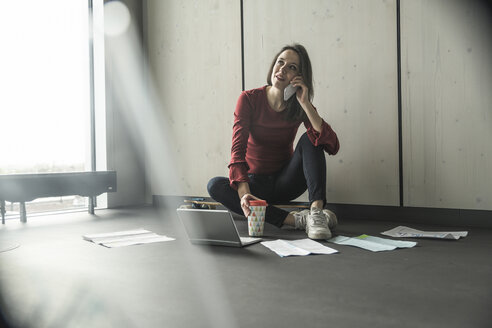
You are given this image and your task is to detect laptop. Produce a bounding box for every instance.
[176,208,262,247]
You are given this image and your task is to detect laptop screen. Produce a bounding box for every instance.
[177,208,242,246]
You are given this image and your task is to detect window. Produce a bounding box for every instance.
[0,1,105,218]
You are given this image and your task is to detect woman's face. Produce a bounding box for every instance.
[271,49,300,89]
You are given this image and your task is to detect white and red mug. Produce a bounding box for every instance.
[248,200,267,237]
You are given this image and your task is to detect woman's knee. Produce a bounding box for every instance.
[298,132,324,155]
[207,176,228,199]
[298,132,311,146]
[298,132,319,150]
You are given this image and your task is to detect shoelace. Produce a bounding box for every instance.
[311,217,327,227]
[309,211,327,227]
[295,209,329,228]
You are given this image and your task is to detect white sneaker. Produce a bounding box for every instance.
[306,207,331,239]
[292,209,338,230]
[292,209,309,229]
[323,209,338,229]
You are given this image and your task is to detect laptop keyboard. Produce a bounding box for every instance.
[240,236,261,243]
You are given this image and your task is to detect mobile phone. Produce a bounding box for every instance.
[283,84,298,101]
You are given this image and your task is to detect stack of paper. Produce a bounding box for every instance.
[83,229,175,248]
[261,238,338,257]
[329,235,417,252]
[381,226,468,240]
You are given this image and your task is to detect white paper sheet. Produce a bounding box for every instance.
[357,235,417,248]
[381,226,468,240]
[288,239,340,255]
[83,229,151,242]
[102,235,175,248]
[328,235,417,252]
[83,229,175,248]
[261,239,338,257]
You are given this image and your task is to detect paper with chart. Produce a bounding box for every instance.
[261,238,338,257]
[381,226,468,240]
[328,235,417,252]
[83,228,175,248]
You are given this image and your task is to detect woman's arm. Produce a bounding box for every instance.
[228,92,252,188]
[229,92,265,216]
[237,182,251,200]
[290,76,340,154]
[290,76,322,133]
[300,101,323,133]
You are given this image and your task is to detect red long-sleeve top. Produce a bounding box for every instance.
[228,86,340,189]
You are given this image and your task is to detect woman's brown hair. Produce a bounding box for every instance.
[266,44,313,121]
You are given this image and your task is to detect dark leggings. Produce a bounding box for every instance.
[207,133,327,227]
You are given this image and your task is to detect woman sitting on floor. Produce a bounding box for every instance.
[208,43,340,239]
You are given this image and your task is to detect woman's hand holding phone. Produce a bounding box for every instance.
[289,76,309,105]
[283,84,298,101]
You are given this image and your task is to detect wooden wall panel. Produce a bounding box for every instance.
[401,0,492,210]
[146,0,242,196]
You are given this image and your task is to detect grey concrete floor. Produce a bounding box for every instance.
[0,205,491,328]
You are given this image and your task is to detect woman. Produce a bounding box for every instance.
[207,44,340,239]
